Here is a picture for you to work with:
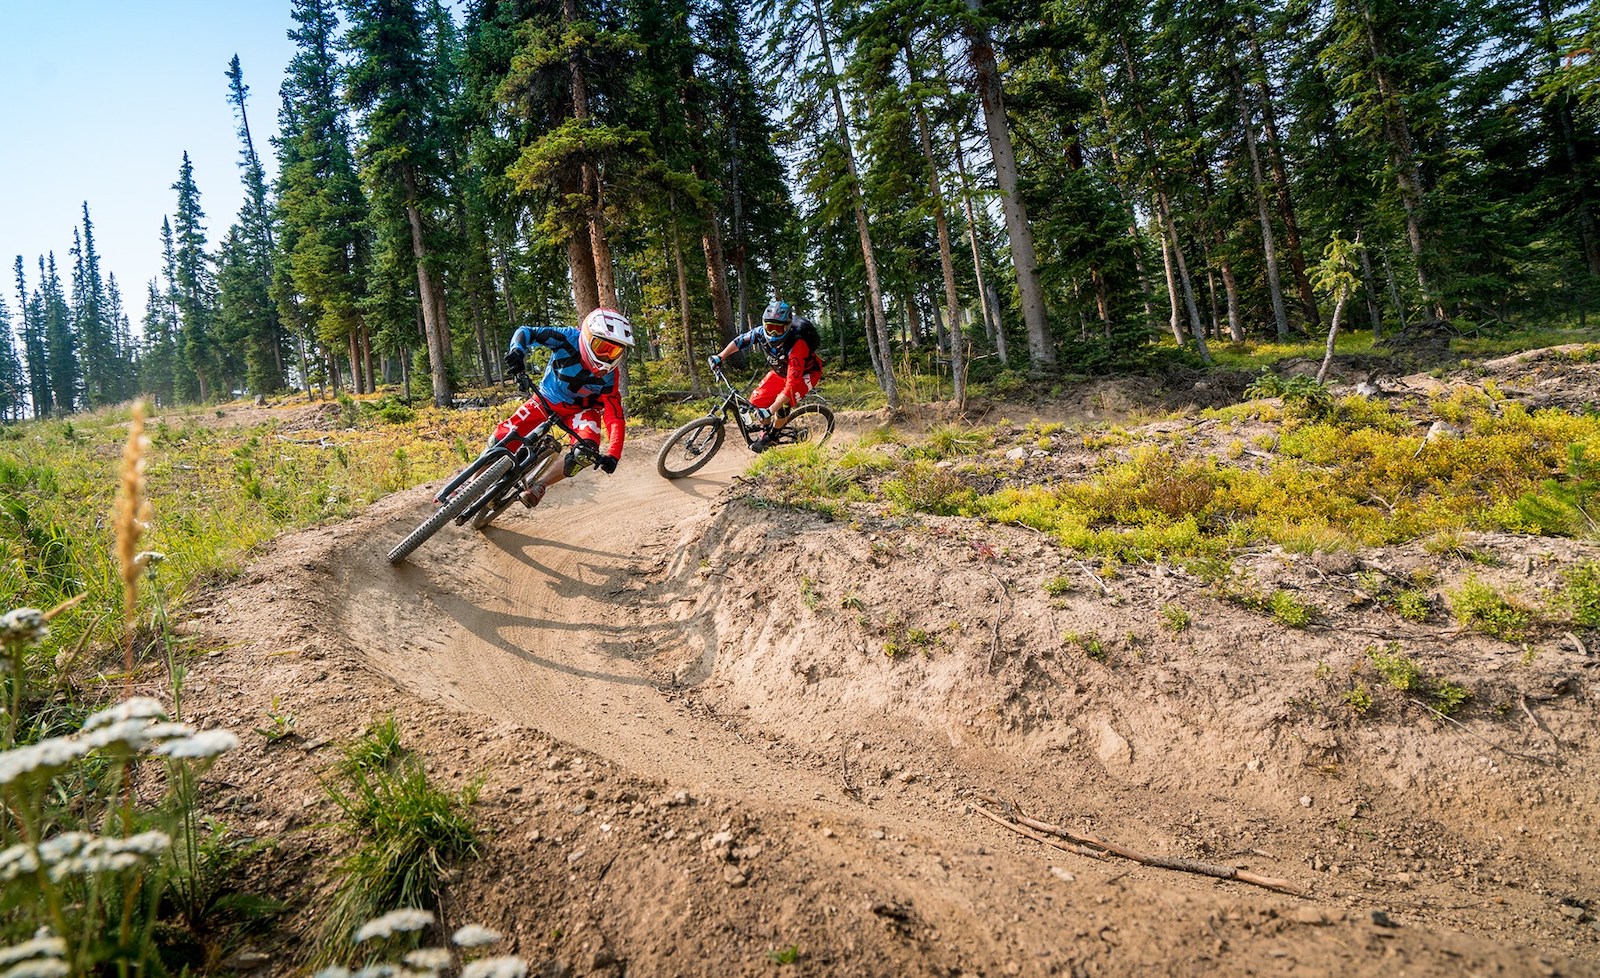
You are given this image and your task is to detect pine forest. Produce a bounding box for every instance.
[0,0,1594,421]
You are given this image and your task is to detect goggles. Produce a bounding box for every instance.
[762,319,788,337]
[590,336,629,363]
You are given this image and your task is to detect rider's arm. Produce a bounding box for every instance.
[601,386,626,459]
[509,325,565,354]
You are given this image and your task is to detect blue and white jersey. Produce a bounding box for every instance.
[508,325,618,408]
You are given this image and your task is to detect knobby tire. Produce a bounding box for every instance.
[656,417,726,479]
[387,456,515,564]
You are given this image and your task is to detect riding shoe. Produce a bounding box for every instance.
[519,481,547,508]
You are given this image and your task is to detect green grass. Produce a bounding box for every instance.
[0,397,500,660]
[319,719,481,956]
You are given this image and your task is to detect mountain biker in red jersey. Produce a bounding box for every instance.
[496,307,635,507]
[708,300,824,452]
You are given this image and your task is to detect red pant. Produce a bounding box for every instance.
[750,369,819,410]
[493,397,604,447]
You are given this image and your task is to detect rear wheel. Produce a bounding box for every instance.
[656,417,725,479]
[776,404,835,447]
[387,456,514,564]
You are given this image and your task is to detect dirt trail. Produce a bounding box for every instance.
[183,415,1600,978]
[343,446,859,808]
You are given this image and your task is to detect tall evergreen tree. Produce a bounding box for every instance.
[225,55,288,396]
[344,0,455,406]
[0,295,23,422]
[171,153,223,399]
[39,255,77,415]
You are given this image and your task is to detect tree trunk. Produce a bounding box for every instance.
[400,167,451,408]
[1379,246,1408,330]
[671,212,701,393]
[1357,0,1440,316]
[1231,61,1290,339]
[964,0,1053,371]
[1246,19,1321,329]
[814,0,897,408]
[1219,257,1244,342]
[1316,293,1347,384]
[1156,191,1211,361]
[1358,238,1384,337]
[950,117,1001,370]
[1161,235,1184,346]
[567,209,601,317]
[699,198,736,343]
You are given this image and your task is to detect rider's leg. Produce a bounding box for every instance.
[521,405,602,506]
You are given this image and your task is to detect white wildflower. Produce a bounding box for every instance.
[352,966,397,978]
[0,958,69,978]
[143,722,197,741]
[354,909,435,943]
[81,718,160,752]
[459,956,526,978]
[25,831,170,882]
[0,844,40,883]
[0,609,48,646]
[82,697,167,731]
[0,737,91,787]
[134,551,165,569]
[0,930,65,966]
[311,968,352,978]
[402,948,453,972]
[154,730,238,759]
[450,925,501,948]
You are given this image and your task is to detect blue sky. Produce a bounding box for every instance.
[2,2,299,329]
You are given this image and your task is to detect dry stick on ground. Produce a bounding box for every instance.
[973,798,1302,896]
[983,571,1011,673]
[971,803,1105,860]
[1407,697,1554,767]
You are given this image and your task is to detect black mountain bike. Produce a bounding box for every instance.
[386,375,601,564]
[655,359,835,479]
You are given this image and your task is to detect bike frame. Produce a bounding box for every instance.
[706,362,814,448]
[436,377,597,521]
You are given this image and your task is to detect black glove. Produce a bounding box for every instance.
[597,455,618,474]
[503,348,526,376]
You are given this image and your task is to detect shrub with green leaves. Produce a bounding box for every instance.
[1448,575,1535,641]
[883,461,975,516]
[1368,643,1422,690]
[1561,560,1600,628]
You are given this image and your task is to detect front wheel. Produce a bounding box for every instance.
[470,448,558,530]
[656,417,726,479]
[388,456,514,564]
[775,404,835,447]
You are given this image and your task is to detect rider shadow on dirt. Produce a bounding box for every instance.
[419,575,654,688]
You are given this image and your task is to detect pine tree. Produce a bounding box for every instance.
[344,0,455,406]
[73,204,117,406]
[39,255,77,415]
[171,153,222,399]
[225,55,287,396]
[0,295,23,422]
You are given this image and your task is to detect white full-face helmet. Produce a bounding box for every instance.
[579,307,635,374]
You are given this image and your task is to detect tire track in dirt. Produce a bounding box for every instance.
[335,440,854,808]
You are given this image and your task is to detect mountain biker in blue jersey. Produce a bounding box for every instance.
[496,307,635,507]
[708,300,824,452]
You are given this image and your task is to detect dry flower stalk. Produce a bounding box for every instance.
[114,402,152,683]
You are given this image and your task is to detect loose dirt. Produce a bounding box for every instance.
[176,357,1600,977]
